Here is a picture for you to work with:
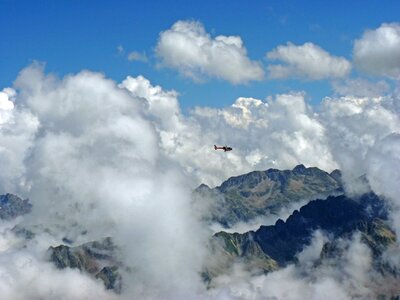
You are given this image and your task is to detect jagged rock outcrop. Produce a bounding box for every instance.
[49,237,122,293]
[195,164,343,226]
[0,193,32,220]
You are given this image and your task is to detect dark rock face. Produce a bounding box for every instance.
[196,165,343,226]
[215,193,395,267]
[49,237,122,293]
[0,193,32,220]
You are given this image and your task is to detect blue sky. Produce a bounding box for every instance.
[1,0,399,111]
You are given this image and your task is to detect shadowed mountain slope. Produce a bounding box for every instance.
[214,193,394,268]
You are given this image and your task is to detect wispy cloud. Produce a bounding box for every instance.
[117,46,148,63]
[128,51,148,63]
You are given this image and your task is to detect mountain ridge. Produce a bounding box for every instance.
[195,164,343,226]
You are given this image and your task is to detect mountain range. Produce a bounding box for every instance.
[1,165,398,297]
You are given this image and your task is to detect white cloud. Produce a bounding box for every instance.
[128,51,148,63]
[184,93,337,185]
[121,75,340,187]
[0,64,210,299]
[353,23,400,79]
[120,75,182,131]
[156,20,264,84]
[123,82,338,186]
[266,42,351,80]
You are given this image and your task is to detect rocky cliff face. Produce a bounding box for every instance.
[196,164,343,226]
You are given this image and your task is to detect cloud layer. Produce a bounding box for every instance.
[266,42,351,80]
[156,20,264,84]
[0,61,400,299]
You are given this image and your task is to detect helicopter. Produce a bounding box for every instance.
[214,145,232,152]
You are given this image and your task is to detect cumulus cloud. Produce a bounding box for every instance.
[0,63,210,299]
[353,23,400,79]
[121,78,337,186]
[155,20,264,84]
[120,75,182,131]
[266,42,351,80]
